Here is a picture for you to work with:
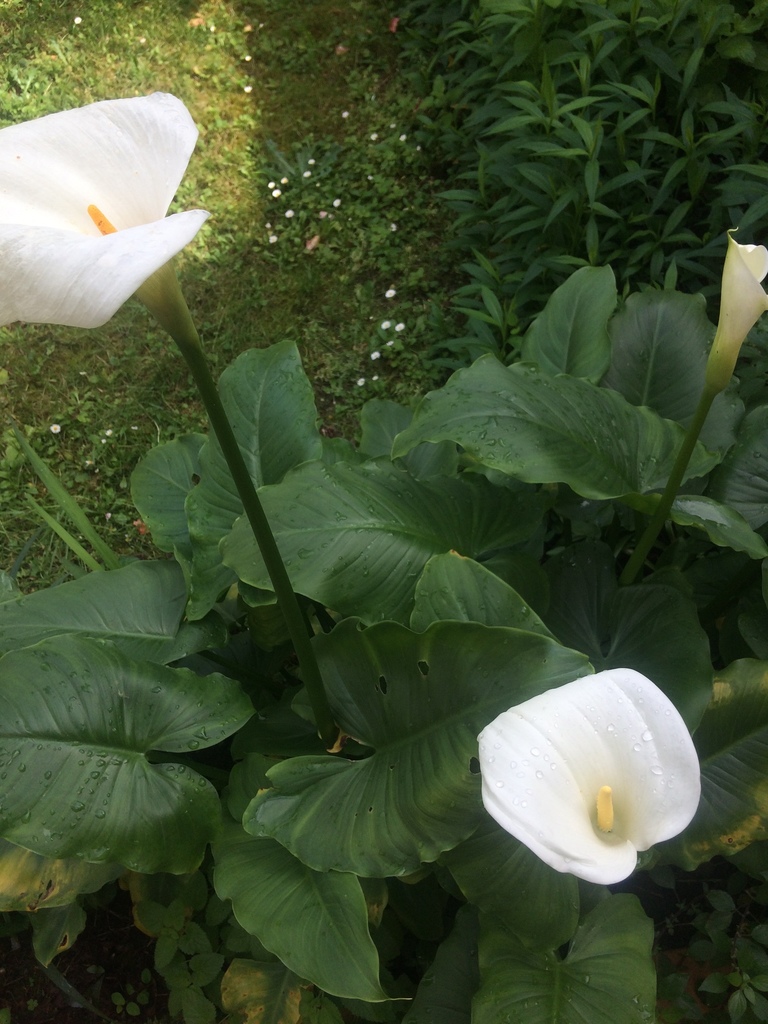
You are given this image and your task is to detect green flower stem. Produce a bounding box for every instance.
[139,269,337,748]
[620,385,718,586]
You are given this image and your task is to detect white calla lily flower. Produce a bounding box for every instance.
[706,230,768,393]
[0,92,208,329]
[478,668,701,885]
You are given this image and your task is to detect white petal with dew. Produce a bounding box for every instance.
[478,668,701,885]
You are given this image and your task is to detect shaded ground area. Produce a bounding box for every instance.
[1,892,167,1024]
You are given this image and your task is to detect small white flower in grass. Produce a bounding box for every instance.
[319,211,328,219]
[478,668,701,885]
[372,374,379,381]
[342,111,349,118]
[244,55,252,62]
[333,198,341,208]
[390,123,396,129]
[101,438,107,444]
[49,423,61,434]
[399,134,407,141]
[371,351,381,360]
[385,288,396,299]
[0,93,209,329]
[303,171,311,178]
[356,378,365,386]
[268,235,278,244]
[390,223,397,232]
[272,188,281,198]
[381,320,391,329]
[73,16,82,25]
[395,322,404,331]
[370,133,378,141]
[280,176,288,184]
[285,210,294,218]
[244,86,253,94]
[268,181,276,189]
[308,158,316,165]
[386,339,394,347]
[104,428,113,437]
[266,222,272,228]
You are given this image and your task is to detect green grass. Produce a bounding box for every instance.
[0,0,455,586]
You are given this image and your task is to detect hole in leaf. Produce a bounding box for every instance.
[191,473,201,485]
[378,675,388,694]
[469,756,481,775]
[417,660,429,676]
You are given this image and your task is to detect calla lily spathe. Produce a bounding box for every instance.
[705,230,768,393]
[0,93,208,329]
[478,668,701,885]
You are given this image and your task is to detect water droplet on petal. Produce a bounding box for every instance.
[642,729,653,742]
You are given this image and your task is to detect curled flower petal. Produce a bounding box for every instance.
[478,668,701,885]
[706,230,768,392]
[0,93,209,328]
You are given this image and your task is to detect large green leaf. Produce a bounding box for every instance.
[223,462,547,624]
[244,620,590,876]
[473,894,655,1024]
[392,356,719,499]
[602,290,741,453]
[402,904,478,1024]
[0,560,224,663]
[622,492,768,559]
[0,838,121,912]
[544,542,712,728]
[709,405,768,529]
[660,660,768,869]
[220,959,303,1024]
[359,398,459,479]
[185,343,323,619]
[213,820,387,1001]
[521,265,616,381]
[131,433,205,560]
[442,822,578,951]
[0,635,253,872]
[411,552,554,637]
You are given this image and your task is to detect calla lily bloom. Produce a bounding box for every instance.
[0,93,208,329]
[477,668,701,885]
[705,230,768,394]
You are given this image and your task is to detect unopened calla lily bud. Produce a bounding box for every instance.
[478,668,701,885]
[705,231,768,394]
[0,93,208,330]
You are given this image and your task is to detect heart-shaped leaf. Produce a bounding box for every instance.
[473,894,655,1024]
[392,356,719,499]
[544,542,712,728]
[0,560,224,663]
[213,820,387,1001]
[224,462,547,623]
[0,635,253,872]
[521,265,616,381]
[131,433,205,560]
[244,620,589,876]
[708,405,768,529]
[660,659,768,868]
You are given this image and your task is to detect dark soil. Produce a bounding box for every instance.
[0,891,169,1024]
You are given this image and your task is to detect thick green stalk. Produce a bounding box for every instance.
[137,267,337,747]
[619,385,718,586]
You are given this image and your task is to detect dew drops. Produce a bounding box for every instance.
[642,729,653,742]
[509,760,517,769]
[633,743,642,752]
[650,765,663,776]
[535,770,544,779]
[495,780,504,789]
[530,746,541,756]
[606,723,615,733]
